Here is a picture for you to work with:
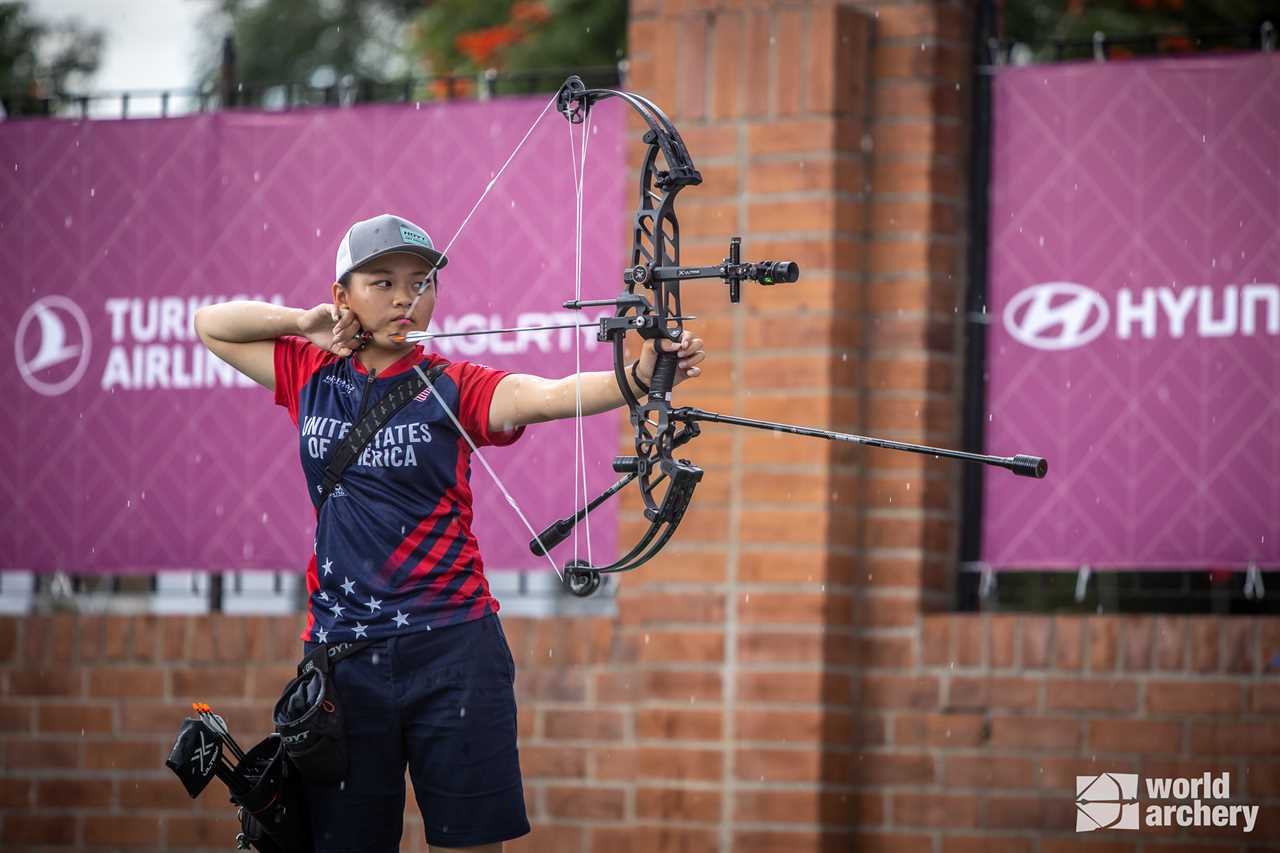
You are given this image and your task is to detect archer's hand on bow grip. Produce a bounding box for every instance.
[636,333,706,394]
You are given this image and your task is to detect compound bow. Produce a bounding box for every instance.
[410,75,1047,597]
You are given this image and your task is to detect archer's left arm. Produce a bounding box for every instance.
[488,331,706,431]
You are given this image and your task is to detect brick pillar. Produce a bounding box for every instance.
[624,1,874,848]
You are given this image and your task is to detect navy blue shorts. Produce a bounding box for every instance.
[302,613,530,851]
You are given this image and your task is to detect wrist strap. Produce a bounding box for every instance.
[317,362,448,509]
[630,360,650,397]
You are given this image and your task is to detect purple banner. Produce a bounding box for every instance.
[983,54,1280,570]
[1,97,627,573]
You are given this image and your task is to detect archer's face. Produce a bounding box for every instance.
[336,252,436,351]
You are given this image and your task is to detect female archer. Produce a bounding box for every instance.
[194,212,705,852]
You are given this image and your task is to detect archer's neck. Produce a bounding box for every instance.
[355,346,411,375]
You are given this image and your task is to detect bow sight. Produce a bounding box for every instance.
[623,236,800,303]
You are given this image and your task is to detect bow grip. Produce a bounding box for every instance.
[647,347,679,398]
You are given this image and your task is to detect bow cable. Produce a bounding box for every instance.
[568,106,596,570]
[401,90,566,578]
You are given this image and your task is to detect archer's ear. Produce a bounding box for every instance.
[331,280,348,307]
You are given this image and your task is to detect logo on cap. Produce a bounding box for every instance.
[16,295,92,397]
[399,225,430,248]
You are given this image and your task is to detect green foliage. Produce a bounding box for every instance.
[195,0,422,90]
[1003,0,1276,58]
[196,0,626,100]
[0,0,103,115]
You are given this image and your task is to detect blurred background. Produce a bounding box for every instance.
[2,1,1278,851]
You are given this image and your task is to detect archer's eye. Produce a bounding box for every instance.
[371,279,392,289]
[412,277,434,295]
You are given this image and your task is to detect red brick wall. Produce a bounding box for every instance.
[3,613,1277,850]
[3,1,1277,852]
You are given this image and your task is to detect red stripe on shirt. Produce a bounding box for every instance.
[380,493,453,581]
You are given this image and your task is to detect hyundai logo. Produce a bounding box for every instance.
[16,295,92,396]
[1003,282,1109,351]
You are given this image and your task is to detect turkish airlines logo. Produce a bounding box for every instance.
[1003,282,1109,351]
[16,296,92,396]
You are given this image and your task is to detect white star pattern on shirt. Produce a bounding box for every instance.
[366,596,382,613]
[321,558,333,576]
[318,591,330,602]
[392,610,409,628]
[331,602,345,618]
[316,627,329,643]
[340,577,356,596]
[353,623,368,639]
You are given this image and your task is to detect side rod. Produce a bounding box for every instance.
[674,407,1047,478]
[530,471,640,556]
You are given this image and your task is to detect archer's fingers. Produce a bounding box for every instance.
[679,349,707,370]
[661,331,695,352]
[333,308,357,332]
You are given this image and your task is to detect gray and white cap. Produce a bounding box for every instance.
[334,214,448,281]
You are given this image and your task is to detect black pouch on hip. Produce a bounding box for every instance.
[272,640,370,784]
[233,734,311,853]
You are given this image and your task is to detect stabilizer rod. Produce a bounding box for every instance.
[674,407,1047,478]
[530,470,640,556]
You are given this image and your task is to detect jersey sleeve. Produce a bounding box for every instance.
[274,336,336,424]
[448,361,526,448]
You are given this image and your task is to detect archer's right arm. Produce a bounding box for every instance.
[194,301,352,391]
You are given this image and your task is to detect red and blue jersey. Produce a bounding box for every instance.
[274,338,523,643]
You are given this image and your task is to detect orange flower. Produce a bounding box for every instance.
[456,25,524,67]
[511,1,551,26]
